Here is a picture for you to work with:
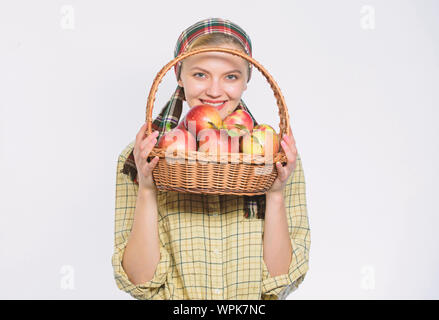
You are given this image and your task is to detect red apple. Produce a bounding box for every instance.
[184,104,223,140]
[222,109,254,137]
[241,124,280,158]
[157,126,196,156]
[197,128,240,155]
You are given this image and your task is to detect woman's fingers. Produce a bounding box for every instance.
[135,123,148,150]
[289,126,295,143]
[140,130,159,151]
[284,135,297,156]
[145,154,160,170]
[281,126,296,147]
[140,133,159,166]
[140,133,158,162]
[134,124,160,175]
[276,161,290,183]
[283,128,296,147]
[139,137,159,173]
[135,123,158,149]
[280,139,297,171]
[282,126,297,158]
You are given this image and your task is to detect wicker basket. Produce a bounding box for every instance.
[145,47,290,196]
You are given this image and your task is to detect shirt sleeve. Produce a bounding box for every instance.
[111,152,173,300]
[261,154,311,300]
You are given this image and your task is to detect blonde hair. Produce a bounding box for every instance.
[187,33,246,52]
[179,33,251,81]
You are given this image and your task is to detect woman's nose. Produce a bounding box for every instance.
[205,79,223,97]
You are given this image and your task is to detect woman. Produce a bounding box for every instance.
[112,18,310,300]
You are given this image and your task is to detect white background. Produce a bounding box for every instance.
[1,0,438,299]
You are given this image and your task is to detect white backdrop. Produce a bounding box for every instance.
[1,0,438,299]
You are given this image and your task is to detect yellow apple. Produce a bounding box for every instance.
[241,124,280,157]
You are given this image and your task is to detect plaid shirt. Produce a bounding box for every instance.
[112,141,311,300]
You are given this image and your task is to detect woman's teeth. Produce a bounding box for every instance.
[202,101,226,107]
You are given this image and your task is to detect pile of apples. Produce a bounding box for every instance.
[157,104,280,157]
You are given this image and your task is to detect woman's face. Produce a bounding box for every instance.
[177,44,249,120]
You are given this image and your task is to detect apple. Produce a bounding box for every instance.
[241,124,280,157]
[184,104,223,140]
[157,126,197,156]
[222,109,254,137]
[197,128,240,155]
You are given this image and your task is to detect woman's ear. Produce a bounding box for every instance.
[177,64,184,87]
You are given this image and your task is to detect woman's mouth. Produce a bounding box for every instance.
[200,99,227,110]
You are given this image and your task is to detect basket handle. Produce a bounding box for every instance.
[145,47,290,139]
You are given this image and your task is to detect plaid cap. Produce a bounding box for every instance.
[174,17,253,82]
[122,18,266,218]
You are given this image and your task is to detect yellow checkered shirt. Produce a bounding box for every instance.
[112,141,310,300]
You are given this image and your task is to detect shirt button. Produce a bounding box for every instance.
[213,249,221,255]
[214,289,222,295]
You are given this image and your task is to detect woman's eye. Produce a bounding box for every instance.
[192,73,238,80]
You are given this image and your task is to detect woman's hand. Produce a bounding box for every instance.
[267,127,298,195]
[133,123,160,192]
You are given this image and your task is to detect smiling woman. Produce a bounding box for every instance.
[112,17,311,300]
